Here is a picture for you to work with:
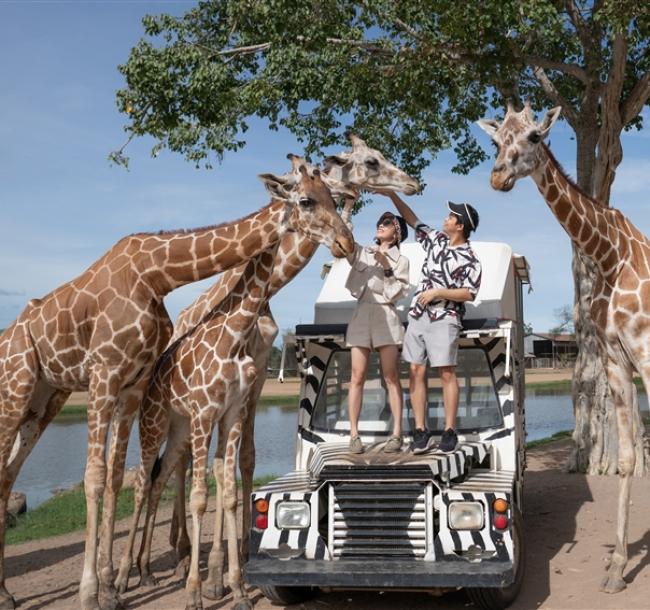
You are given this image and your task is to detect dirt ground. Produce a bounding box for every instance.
[6,439,650,610]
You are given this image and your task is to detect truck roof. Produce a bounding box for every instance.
[314,241,530,326]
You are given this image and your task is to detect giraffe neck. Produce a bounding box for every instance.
[267,232,319,298]
[138,200,290,295]
[531,144,624,281]
[173,231,318,340]
[205,245,280,352]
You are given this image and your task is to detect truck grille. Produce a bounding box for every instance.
[328,481,434,559]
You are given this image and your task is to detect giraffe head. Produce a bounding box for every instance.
[285,153,357,202]
[324,133,421,196]
[258,165,354,258]
[477,102,562,191]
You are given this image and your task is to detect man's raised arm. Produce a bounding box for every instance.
[384,192,418,229]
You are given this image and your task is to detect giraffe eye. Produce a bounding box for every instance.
[365,157,379,167]
[299,197,315,207]
[528,131,542,144]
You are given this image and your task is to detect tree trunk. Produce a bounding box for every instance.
[566,127,649,475]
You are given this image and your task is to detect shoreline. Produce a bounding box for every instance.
[9,432,573,545]
[58,368,581,421]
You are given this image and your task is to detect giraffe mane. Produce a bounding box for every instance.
[130,201,276,237]
[542,143,607,209]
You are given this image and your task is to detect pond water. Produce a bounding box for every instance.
[14,388,649,508]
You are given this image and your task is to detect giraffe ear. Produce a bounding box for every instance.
[258,173,292,201]
[539,106,562,138]
[476,118,500,137]
[324,154,348,168]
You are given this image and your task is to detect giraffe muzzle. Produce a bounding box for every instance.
[490,171,515,192]
[332,234,354,258]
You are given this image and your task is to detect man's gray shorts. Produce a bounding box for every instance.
[402,314,462,367]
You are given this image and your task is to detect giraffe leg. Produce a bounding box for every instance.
[203,428,227,600]
[238,401,257,559]
[0,385,63,610]
[79,372,119,610]
[115,394,171,594]
[185,414,214,610]
[0,326,40,610]
[221,416,252,610]
[601,353,635,594]
[97,388,143,610]
[137,417,190,588]
[171,448,192,578]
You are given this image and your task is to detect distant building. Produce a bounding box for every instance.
[524,332,577,368]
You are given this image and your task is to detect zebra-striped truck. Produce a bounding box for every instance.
[244,242,530,610]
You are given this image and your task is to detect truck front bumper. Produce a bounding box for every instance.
[245,558,514,589]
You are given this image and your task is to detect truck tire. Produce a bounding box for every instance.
[466,507,525,610]
[258,584,317,605]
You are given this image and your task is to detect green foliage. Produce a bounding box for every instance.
[114,1,650,182]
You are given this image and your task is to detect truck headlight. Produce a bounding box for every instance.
[275,501,311,529]
[448,501,484,530]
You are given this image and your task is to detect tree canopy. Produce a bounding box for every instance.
[115,0,650,197]
[114,1,650,473]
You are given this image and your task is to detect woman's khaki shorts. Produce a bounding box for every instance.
[346,302,404,350]
[402,314,461,367]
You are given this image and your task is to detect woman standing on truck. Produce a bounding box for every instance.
[345,211,410,453]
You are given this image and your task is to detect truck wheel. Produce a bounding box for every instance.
[466,507,525,610]
[258,584,318,605]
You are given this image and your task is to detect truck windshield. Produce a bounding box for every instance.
[310,347,503,435]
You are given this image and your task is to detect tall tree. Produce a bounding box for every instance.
[114,1,650,474]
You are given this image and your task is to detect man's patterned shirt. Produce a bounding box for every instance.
[409,219,482,322]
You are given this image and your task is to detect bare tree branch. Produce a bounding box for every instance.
[606,33,628,110]
[532,66,579,127]
[565,0,595,54]
[525,55,589,84]
[391,16,423,41]
[199,36,395,60]
[621,69,650,125]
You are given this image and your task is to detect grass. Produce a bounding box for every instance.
[525,430,573,449]
[7,473,279,546]
[55,395,299,422]
[526,377,646,393]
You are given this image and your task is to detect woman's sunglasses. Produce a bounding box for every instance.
[377,218,394,228]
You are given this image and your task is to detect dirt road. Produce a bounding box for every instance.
[6,439,650,610]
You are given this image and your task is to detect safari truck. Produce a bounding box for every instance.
[244,242,530,610]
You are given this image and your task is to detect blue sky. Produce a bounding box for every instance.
[2,1,650,339]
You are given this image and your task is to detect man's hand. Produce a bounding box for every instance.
[374,251,390,269]
[417,288,440,306]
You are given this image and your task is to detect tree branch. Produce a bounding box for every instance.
[621,69,650,125]
[199,36,395,60]
[532,65,579,127]
[565,0,595,54]
[525,55,589,84]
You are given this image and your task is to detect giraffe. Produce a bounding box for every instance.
[0,175,353,610]
[113,166,353,610]
[159,141,421,594]
[477,102,650,593]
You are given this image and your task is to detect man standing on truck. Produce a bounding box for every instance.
[384,192,481,453]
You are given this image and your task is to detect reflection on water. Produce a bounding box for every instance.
[14,390,649,507]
